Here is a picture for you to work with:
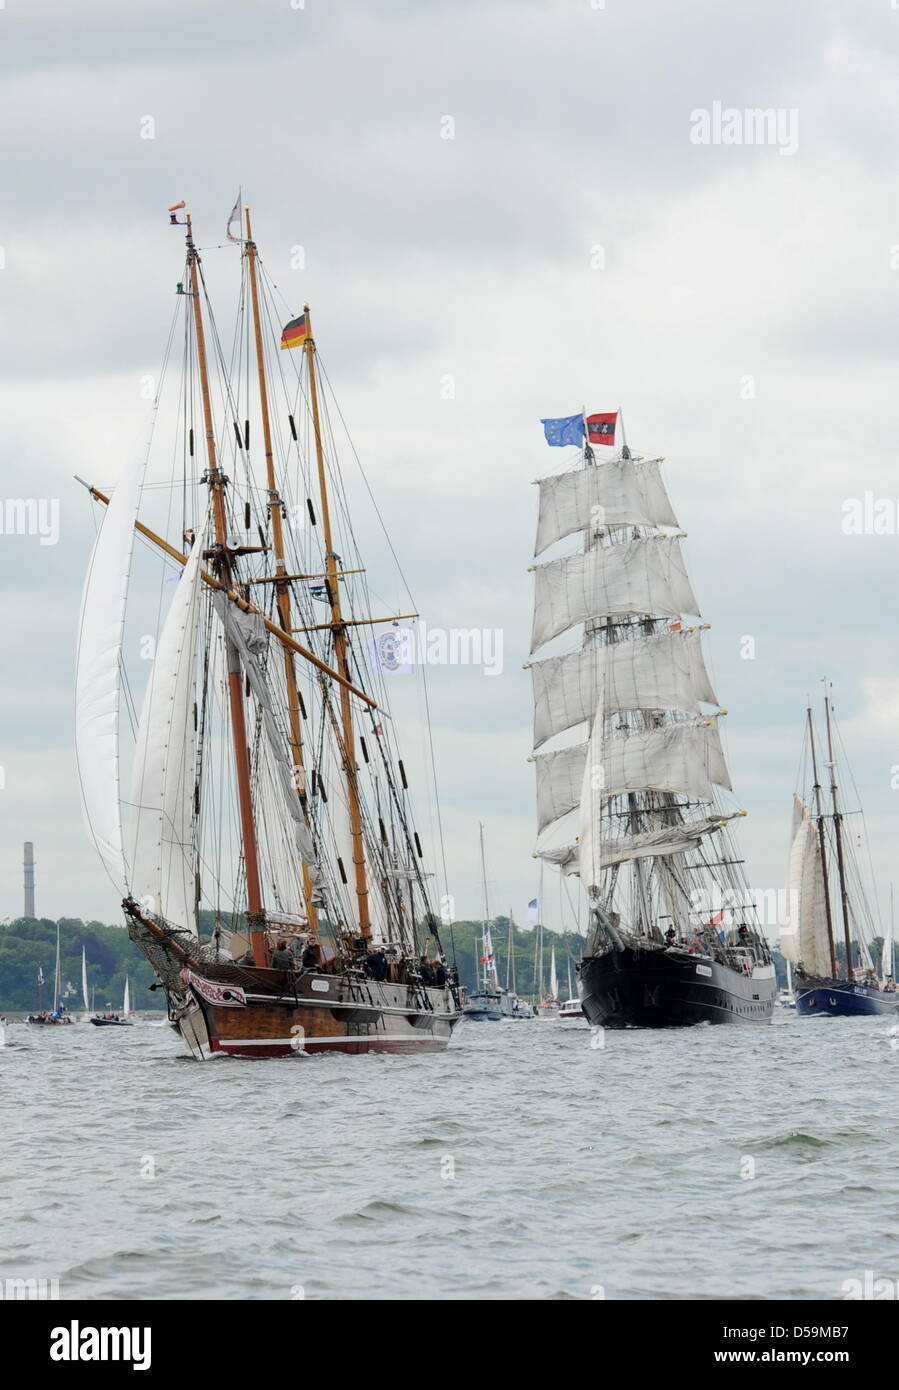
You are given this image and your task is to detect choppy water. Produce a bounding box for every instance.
[2,1011,898,1300]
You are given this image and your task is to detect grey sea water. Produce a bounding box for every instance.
[2,1011,897,1301]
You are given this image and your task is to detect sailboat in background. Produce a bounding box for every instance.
[777,957,796,1010]
[75,203,462,1058]
[27,926,74,1025]
[91,975,134,1027]
[463,827,530,1019]
[559,956,587,1025]
[81,946,91,1022]
[527,409,776,1026]
[781,689,898,1018]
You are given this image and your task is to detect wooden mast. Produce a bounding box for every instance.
[303,305,371,936]
[184,212,267,963]
[243,208,317,932]
[824,686,854,981]
[807,705,838,978]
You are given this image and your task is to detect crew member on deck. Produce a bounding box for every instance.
[270,940,293,969]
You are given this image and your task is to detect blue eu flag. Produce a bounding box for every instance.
[540,414,584,447]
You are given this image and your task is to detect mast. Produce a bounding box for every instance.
[243,209,317,931]
[53,924,61,1013]
[479,823,490,990]
[807,705,838,978]
[303,305,371,935]
[824,686,854,980]
[507,909,517,994]
[184,212,266,961]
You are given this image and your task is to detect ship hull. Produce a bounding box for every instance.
[170,971,460,1060]
[462,990,529,1022]
[795,975,899,1018]
[580,947,776,1028]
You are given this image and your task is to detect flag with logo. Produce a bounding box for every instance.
[586,411,617,446]
[526,898,539,925]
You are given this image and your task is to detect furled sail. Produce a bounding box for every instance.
[127,537,204,931]
[534,718,731,833]
[214,596,324,904]
[782,796,832,977]
[535,457,678,556]
[531,537,699,652]
[530,628,717,749]
[539,814,731,875]
[74,459,144,889]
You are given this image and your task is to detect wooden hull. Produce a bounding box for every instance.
[169,970,461,1060]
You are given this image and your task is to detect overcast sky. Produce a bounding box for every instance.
[2,0,899,940]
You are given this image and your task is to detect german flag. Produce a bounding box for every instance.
[280,313,309,350]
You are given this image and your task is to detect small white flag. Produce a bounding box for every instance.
[526,898,538,925]
[226,195,242,243]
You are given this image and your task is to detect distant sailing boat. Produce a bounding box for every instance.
[81,946,91,1022]
[777,957,796,1010]
[91,975,134,1027]
[527,409,776,1026]
[781,688,898,1018]
[559,956,587,1025]
[27,926,74,1025]
[463,826,529,1019]
[75,203,462,1059]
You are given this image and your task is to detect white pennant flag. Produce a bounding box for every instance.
[226,195,242,243]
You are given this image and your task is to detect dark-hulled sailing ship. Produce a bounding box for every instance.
[526,411,776,1027]
[780,688,898,1018]
[75,202,462,1059]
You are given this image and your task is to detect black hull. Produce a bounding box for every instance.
[580,946,776,1028]
[90,1018,134,1027]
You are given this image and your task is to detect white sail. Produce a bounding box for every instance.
[127,536,204,930]
[530,628,717,749]
[549,946,558,999]
[782,796,832,977]
[123,976,131,1017]
[539,814,731,875]
[577,682,605,896]
[535,457,678,556]
[531,537,699,653]
[81,946,90,1020]
[74,459,145,889]
[882,926,894,982]
[534,718,731,833]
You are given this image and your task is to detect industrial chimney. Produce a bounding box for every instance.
[23,841,35,918]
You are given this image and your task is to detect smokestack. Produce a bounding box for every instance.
[23,841,35,918]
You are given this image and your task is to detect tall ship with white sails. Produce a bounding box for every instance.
[75,202,462,1059]
[526,409,775,1026]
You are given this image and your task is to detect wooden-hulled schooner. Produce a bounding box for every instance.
[75,203,462,1059]
[526,412,776,1026]
[781,688,898,1018]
